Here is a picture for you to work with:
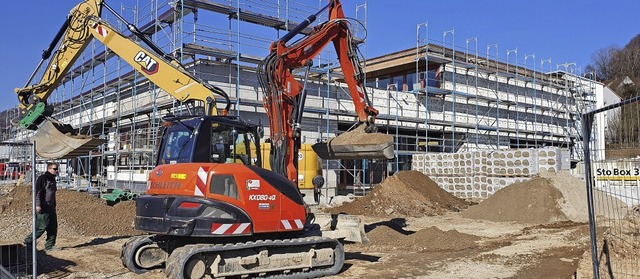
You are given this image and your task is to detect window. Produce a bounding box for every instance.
[377,76,389,90]
[406,72,417,91]
[210,175,238,199]
[159,122,195,165]
[391,75,403,91]
[211,125,232,163]
[229,131,253,165]
[211,124,254,165]
[365,78,377,88]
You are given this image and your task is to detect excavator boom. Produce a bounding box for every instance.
[257,0,394,183]
[15,0,229,159]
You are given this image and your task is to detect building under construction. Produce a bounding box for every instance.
[0,0,606,196]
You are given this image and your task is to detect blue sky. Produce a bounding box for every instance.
[1,0,638,114]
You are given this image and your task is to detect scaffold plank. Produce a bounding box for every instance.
[182,0,312,35]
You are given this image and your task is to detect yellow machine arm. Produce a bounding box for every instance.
[14,0,230,159]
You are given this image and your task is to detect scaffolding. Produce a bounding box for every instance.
[4,0,603,201]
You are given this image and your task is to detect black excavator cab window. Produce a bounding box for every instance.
[158,118,199,165]
[211,124,254,165]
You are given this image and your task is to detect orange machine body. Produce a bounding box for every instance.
[143,162,307,236]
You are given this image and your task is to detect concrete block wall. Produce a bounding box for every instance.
[538,147,562,173]
[412,147,569,199]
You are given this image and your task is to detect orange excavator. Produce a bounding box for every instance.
[124,1,394,278]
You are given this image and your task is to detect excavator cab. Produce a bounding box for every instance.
[157,115,262,167]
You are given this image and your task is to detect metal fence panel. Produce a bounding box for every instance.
[583,95,640,279]
[0,142,36,278]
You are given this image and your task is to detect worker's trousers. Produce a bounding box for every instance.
[24,211,58,250]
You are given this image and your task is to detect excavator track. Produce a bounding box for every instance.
[165,236,344,279]
[121,235,170,274]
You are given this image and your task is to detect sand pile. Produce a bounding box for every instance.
[330,124,393,145]
[367,225,479,251]
[0,185,140,242]
[328,171,468,218]
[461,178,568,224]
[540,171,629,222]
[462,172,630,224]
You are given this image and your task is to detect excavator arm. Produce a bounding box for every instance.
[258,0,394,183]
[14,0,230,159]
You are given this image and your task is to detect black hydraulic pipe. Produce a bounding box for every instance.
[296,63,312,125]
[23,18,71,88]
[43,17,70,60]
[102,2,168,60]
[279,1,332,44]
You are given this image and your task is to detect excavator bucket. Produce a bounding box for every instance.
[34,119,106,159]
[313,213,369,244]
[312,124,394,160]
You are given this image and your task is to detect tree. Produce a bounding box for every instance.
[589,34,640,147]
[586,46,618,81]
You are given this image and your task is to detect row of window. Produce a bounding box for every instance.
[366,70,439,91]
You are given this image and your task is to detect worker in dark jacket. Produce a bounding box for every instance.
[24,163,61,251]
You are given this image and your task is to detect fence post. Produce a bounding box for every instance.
[582,112,600,279]
[30,141,36,278]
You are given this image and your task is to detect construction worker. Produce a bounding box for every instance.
[24,162,61,251]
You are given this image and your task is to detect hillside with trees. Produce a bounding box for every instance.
[586,34,640,149]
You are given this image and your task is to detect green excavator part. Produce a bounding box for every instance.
[19,103,47,129]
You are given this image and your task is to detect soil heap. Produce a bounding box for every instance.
[328,171,468,218]
[461,178,568,224]
[330,124,393,146]
[0,184,141,242]
[367,225,479,252]
[539,171,629,222]
[461,172,630,225]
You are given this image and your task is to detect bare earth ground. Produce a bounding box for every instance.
[0,171,630,278]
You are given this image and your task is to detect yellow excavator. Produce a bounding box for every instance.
[14,0,230,159]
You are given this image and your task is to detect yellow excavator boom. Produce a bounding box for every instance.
[14,0,229,159]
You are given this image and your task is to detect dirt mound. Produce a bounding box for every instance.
[367,225,406,245]
[331,124,393,145]
[461,178,569,224]
[540,171,629,222]
[367,225,479,252]
[329,171,468,218]
[401,227,480,251]
[0,185,140,241]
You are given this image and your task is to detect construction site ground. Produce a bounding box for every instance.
[0,170,632,279]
